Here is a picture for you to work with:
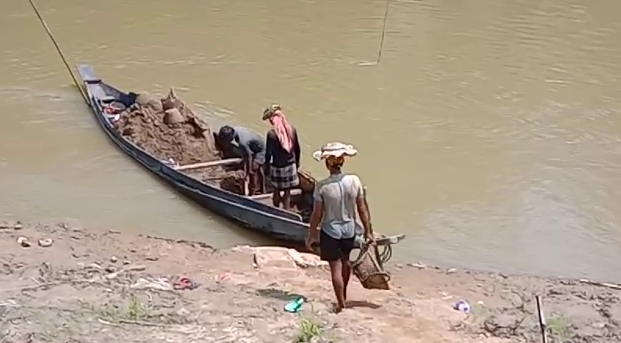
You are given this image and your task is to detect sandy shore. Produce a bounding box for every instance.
[1,221,619,343]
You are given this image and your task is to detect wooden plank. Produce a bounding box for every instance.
[175,158,242,171]
[76,64,100,83]
[248,189,303,201]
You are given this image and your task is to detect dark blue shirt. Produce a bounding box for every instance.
[233,126,266,165]
[265,127,300,168]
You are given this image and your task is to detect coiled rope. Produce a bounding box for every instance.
[377,242,393,265]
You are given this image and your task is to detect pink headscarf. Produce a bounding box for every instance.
[270,110,294,152]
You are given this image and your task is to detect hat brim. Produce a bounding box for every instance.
[262,105,282,120]
[312,148,358,161]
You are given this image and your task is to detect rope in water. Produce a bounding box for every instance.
[27,0,88,103]
[376,0,392,65]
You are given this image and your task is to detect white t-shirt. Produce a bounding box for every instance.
[313,173,364,239]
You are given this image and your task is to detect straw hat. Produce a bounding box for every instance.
[262,104,282,120]
[312,142,358,161]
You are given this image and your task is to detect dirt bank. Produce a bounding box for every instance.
[1,221,619,343]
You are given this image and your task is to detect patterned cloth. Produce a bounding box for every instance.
[270,163,300,190]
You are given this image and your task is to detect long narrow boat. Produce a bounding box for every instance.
[76,64,405,249]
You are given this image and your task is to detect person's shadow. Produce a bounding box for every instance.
[333,300,381,310]
[257,288,382,313]
[256,288,305,301]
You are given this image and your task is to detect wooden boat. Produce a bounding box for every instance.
[76,64,405,250]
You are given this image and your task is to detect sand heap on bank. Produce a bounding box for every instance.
[114,88,218,165]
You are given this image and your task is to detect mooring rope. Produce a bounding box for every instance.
[27,0,88,103]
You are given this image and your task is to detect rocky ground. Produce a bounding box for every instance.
[1,221,620,343]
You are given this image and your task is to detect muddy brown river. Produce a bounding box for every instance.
[2,0,621,282]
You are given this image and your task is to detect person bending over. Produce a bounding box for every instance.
[216,125,266,195]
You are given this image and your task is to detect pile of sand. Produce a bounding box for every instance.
[112,88,250,194]
[114,88,218,165]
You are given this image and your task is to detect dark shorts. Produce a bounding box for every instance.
[319,230,355,262]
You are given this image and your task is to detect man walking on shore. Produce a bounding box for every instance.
[305,142,375,313]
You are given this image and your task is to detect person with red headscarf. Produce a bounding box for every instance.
[262,104,301,210]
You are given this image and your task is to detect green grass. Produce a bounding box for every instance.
[127,295,148,320]
[547,315,569,337]
[293,318,336,343]
[101,294,149,322]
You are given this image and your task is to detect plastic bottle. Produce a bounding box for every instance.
[284,297,306,313]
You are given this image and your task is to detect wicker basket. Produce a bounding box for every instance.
[352,244,391,290]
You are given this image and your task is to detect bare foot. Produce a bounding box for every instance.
[331,302,345,313]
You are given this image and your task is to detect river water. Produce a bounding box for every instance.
[2,0,621,282]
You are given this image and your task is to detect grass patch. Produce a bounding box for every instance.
[547,315,569,337]
[469,303,489,324]
[295,318,322,343]
[127,295,148,320]
[295,317,330,343]
[101,294,149,322]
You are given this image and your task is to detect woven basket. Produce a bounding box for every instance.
[352,244,391,290]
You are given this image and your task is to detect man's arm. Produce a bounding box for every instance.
[362,186,371,223]
[241,141,254,158]
[293,129,301,168]
[237,139,254,173]
[212,132,222,157]
[308,184,324,244]
[354,176,374,240]
[264,132,273,171]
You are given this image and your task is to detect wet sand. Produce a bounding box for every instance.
[1,220,619,343]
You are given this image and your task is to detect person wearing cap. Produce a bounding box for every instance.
[216,125,266,195]
[305,142,375,313]
[262,105,302,210]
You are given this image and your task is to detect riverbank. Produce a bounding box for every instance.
[1,221,619,343]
